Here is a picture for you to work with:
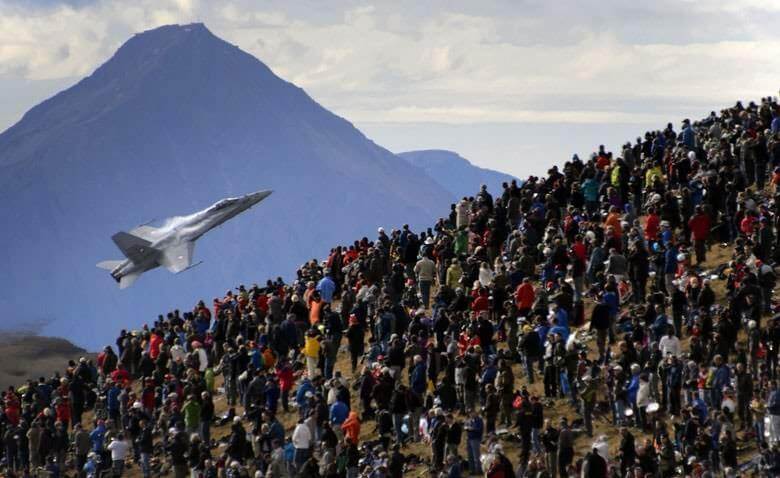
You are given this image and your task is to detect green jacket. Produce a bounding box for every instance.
[182,399,202,428]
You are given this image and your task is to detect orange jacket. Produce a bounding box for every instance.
[341,411,361,444]
[309,299,322,325]
[149,334,163,360]
[604,212,622,238]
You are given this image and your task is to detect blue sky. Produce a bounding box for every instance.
[1,0,779,176]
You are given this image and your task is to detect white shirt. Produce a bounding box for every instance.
[196,348,208,372]
[107,439,130,461]
[292,423,312,449]
[170,344,185,363]
[659,335,681,358]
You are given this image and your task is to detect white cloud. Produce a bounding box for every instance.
[0,0,779,129]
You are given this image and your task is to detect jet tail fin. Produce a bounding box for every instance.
[97,260,123,270]
[119,272,141,289]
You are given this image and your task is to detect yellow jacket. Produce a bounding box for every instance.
[303,336,320,358]
[446,264,463,290]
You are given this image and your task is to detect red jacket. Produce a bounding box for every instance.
[142,386,156,411]
[688,213,711,241]
[110,368,131,386]
[740,215,756,235]
[515,283,535,310]
[276,365,295,392]
[55,400,71,423]
[645,213,660,241]
[4,406,19,426]
[570,241,587,264]
[471,294,489,314]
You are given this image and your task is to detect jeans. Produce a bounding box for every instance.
[200,421,211,445]
[531,427,542,453]
[294,448,310,468]
[409,408,421,441]
[113,459,125,477]
[324,357,335,379]
[393,413,405,444]
[572,276,584,302]
[140,452,151,478]
[614,399,626,425]
[419,280,432,308]
[524,355,541,384]
[467,438,482,473]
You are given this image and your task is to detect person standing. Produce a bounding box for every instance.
[464,410,483,475]
[72,423,91,478]
[414,254,436,309]
[556,418,574,478]
[137,419,154,478]
[107,433,130,477]
[292,418,313,472]
[688,205,711,265]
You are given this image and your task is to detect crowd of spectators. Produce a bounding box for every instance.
[4,98,780,477]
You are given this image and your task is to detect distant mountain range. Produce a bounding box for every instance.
[0,24,513,349]
[399,150,518,199]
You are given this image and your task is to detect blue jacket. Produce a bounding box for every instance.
[664,247,678,274]
[250,349,262,369]
[329,400,349,425]
[536,325,550,345]
[692,397,708,422]
[627,374,640,404]
[713,365,731,390]
[582,178,600,202]
[554,308,569,329]
[411,363,427,395]
[316,276,336,303]
[465,416,484,440]
[682,126,695,149]
[195,316,210,336]
[295,379,314,407]
[603,292,619,318]
[652,315,668,341]
[481,364,497,387]
[107,386,121,412]
[549,325,569,343]
[90,424,106,452]
[265,382,280,411]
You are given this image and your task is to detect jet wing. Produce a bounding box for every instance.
[129,225,160,241]
[161,241,195,273]
[111,231,156,264]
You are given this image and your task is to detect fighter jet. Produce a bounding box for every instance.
[97,190,272,288]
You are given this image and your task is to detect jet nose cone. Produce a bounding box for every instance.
[250,190,273,203]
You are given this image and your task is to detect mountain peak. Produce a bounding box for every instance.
[0,24,454,347]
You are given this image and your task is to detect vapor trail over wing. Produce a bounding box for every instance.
[160,241,195,273]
